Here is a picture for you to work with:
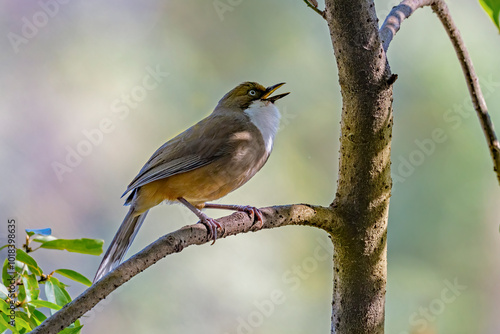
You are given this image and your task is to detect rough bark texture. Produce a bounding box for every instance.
[325,0,393,333]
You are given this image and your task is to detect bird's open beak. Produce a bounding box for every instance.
[262,82,290,102]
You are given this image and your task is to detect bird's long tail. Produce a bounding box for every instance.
[94,208,149,282]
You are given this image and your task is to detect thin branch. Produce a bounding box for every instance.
[30,204,336,334]
[379,0,432,53]
[380,0,500,184]
[431,1,500,183]
[303,0,327,19]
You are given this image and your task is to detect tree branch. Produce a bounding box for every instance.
[380,0,500,184]
[303,0,327,19]
[30,204,336,334]
[379,0,432,53]
[430,1,500,183]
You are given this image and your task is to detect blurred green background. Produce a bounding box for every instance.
[1,0,499,333]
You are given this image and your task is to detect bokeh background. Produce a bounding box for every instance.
[1,0,499,333]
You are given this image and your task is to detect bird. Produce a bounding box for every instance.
[93,81,289,282]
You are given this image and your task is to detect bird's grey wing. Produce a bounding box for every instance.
[122,153,211,197]
[122,114,240,197]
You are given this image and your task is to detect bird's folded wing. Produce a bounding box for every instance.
[121,112,247,198]
[122,154,212,197]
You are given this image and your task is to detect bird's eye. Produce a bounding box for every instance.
[248,90,257,96]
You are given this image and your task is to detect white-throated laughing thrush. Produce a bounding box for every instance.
[94,82,289,282]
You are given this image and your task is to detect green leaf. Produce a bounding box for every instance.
[39,239,104,256]
[479,0,500,31]
[14,311,35,331]
[0,243,16,252]
[45,278,71,316]
[17,284,26,306]
[1,259,9,288]
[59,325,83,334]
[0,313,18,334]
[25,228,52,237]
[28,300,62,311]
[15,249,41,276]
[2,255,17,287]
[0,299,10,314]
[51,278,72,302]
[44,280,58,317]
[22,276,31,303]
[32,235,58,243]
[0,283,8,299]
[0,319,8,333]
[54,269,92,287]
[32,309,47,325]
[21,274,39,302]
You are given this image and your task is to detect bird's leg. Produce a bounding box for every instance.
[203,203,264,228]
[177,197,221,244]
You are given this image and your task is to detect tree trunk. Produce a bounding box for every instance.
[325,0,393,332]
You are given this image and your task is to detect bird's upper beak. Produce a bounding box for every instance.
[261,82,290,103]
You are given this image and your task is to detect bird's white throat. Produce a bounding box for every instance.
[244,100,281,153]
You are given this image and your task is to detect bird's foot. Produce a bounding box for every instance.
[178,197,222,245]
[198,216,221,245]
[233,205,264,229]
[203,203,264,229]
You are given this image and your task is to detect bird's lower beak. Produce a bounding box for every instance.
[262,82,290,102]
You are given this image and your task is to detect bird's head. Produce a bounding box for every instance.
[217,82,289,110]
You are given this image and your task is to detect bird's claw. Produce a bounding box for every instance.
[237,205,264,229]
[198,217,221,245]
[196,205,263,244]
